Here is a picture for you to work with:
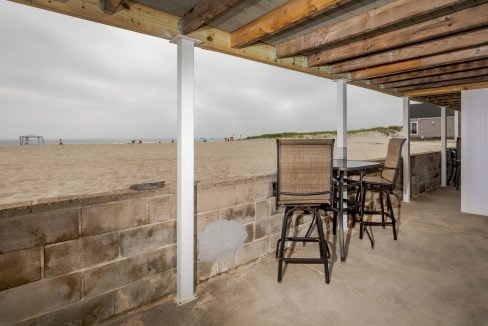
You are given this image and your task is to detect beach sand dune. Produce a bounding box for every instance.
[0,136,448,206]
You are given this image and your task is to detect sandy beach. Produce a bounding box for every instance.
[0,134,451,206]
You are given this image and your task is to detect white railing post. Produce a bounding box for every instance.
[336,79,347,160]
[336,79,348,230]
[402,97,411,202]
[171,35,201,304]
[441,106,447,187]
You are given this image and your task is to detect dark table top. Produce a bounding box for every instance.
[333,159,383,172]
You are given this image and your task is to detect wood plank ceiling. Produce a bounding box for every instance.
[24,0,488,110]
[181,0,488,110]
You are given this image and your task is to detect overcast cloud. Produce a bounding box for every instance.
[0,1,402,140]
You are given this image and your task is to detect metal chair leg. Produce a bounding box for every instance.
[455,166,461,190]
[332,211,337,236]
[379,191,385,228]
[314,209,330,283]
[386,192,397,240]
[277,208,293,282]
[359,186,367,240]
[304,213,316,240]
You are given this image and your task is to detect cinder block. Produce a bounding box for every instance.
[217,250,237,274]
[256,198,276,220]
[0,209,79,254]
[148,195,176,223]
[0,247,41,290]
[236,238,267,265]
[115,270,175,313]
[147,244,176,275]
[37,292,114,326]
[244,223,254,243]
[0,273,82,325]
[81,199,146,236]
[120,220,176,257]
[197,260,218,282]
[196,210,219,234]
[197,181,271,212]
[221,203,255,224]
[236,181,273,204]
[255,214,282,239]
[45,233,119,278]
[83,255,147,298]
[197,185,240,212]
[267,232,281,254]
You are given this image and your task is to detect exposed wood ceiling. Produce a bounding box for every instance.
[11,0,488,111]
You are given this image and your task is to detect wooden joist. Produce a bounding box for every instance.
[8,0,341,82]
[328,28,488,73]
[307,4,488,66]
[404,81,488,97]
[382,67,488,89]
[100,0,123,14]
[231,0,353,48]
[351,45,488,80]
[275,0,466,58]
[397,75,488,92]
[181,0,244,34]
[369,59,488,84]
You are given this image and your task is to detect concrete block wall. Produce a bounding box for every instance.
[0,190,177,325]
[410,151,441,195]
[0,151,443,325]
[195,175,311,281]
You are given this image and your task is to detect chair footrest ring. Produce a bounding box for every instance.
[283,258,327,264]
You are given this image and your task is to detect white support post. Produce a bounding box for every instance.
[454,110,459,140]
[336,79,348,230]
[402,97,411,202]
[171,35,201,304]
[440,106,447,187]
[336,79,347,160]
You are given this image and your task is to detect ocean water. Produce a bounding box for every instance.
[0,137,224,145]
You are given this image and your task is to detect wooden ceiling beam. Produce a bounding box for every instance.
[100,0,123,14]
[307,4,488,66]
[404,81,488,97]
[396,75,488,92]
[382,67,488,88]
[181,0,245,34]
[231,0,354,48]
[351,45,488,80]
[369,59,488,84]
[275,0,467,58]
[327,28,488,73]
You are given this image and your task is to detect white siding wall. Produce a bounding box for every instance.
[461,89,488,216]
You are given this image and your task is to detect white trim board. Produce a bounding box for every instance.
[461,88,488,217]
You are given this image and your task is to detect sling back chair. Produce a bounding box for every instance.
[275,139,335,283]
[350,138,405,241]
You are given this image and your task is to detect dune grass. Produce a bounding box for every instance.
[246,126,402,140]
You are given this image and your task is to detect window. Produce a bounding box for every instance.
[410,121,418,135]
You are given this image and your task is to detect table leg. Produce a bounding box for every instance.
[338,170,345,262]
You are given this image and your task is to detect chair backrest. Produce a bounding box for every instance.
[276,139,334,206]
[456,137,461,160]
[381,138,406,186]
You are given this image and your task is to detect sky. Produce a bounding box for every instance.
[0,1,403,140]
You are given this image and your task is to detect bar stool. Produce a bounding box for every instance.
[275,139,335,283]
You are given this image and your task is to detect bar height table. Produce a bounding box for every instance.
[333,159,383,262]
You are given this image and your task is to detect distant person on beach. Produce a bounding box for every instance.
[58,139,63,145]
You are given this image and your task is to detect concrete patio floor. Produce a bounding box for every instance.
[104,188,488,326]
